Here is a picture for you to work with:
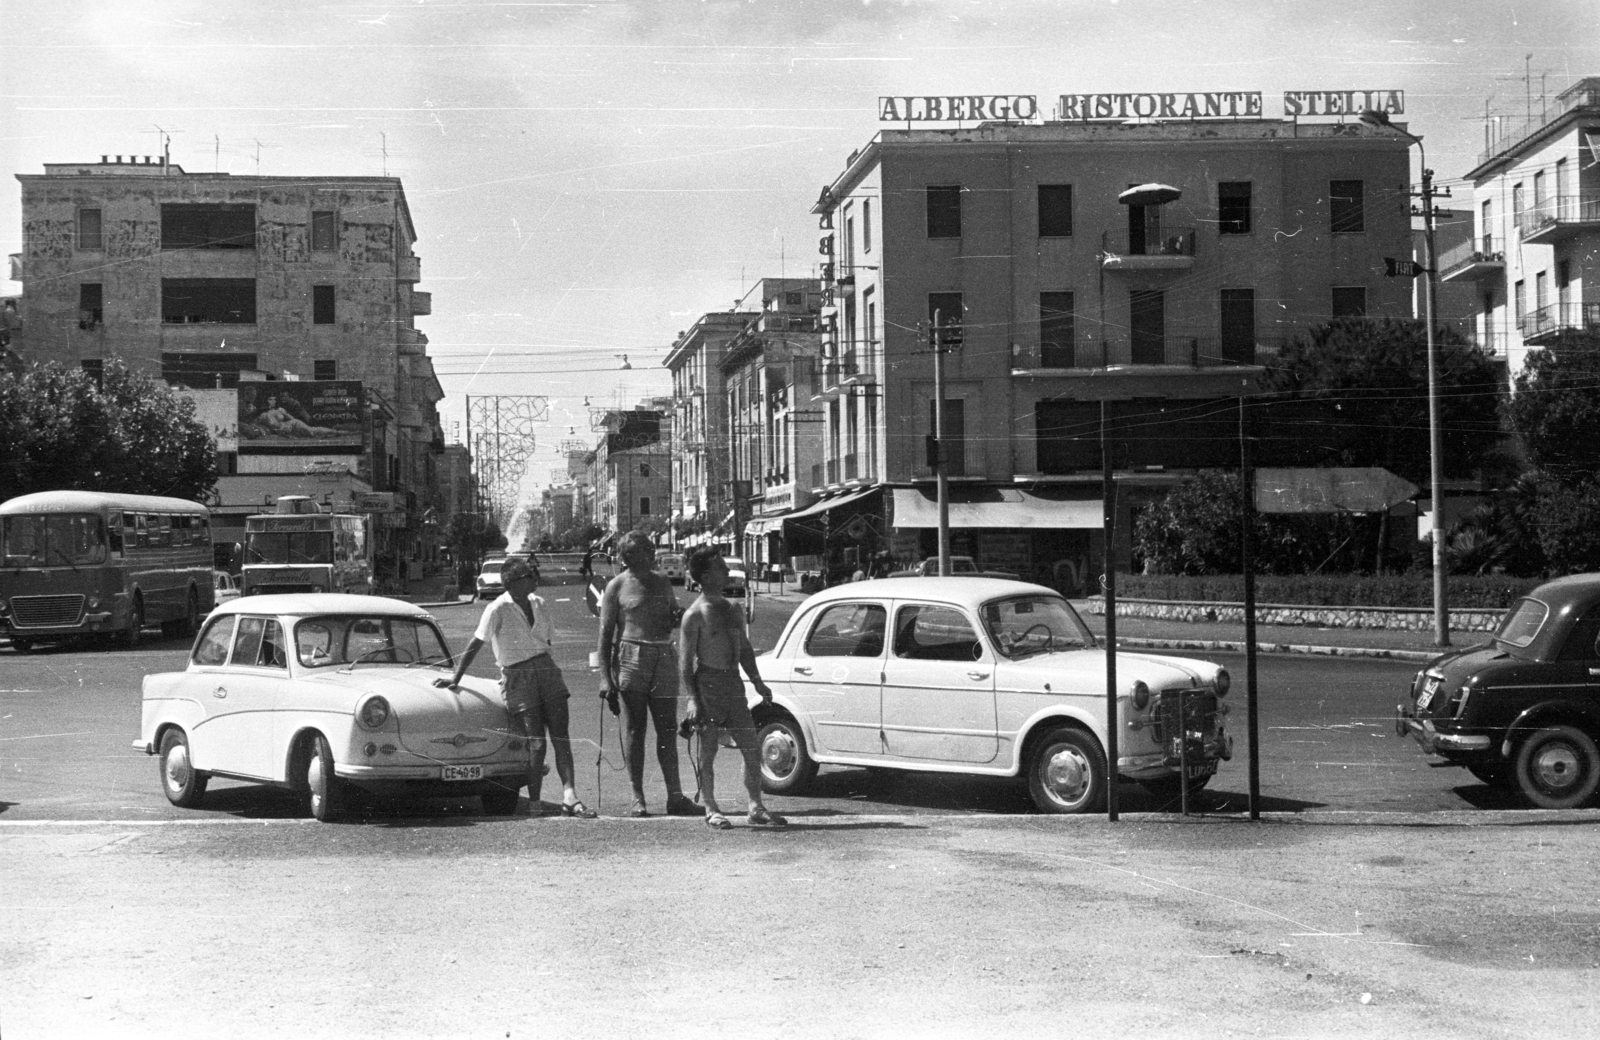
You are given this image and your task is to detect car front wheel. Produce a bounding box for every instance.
[159,729,208,808]
[1513,725,1600,809]
[1027,725,1106,814]
[307,734,348,822]
[756,715,817,794]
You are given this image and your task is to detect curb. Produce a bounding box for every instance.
[1114,636,1436,662]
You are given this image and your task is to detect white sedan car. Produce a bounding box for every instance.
[133,594,530,821]
[745,577,1233,813]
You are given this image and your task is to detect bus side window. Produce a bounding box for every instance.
[134,514,148,549]
[153,515,172,549]
[108,513,124,554]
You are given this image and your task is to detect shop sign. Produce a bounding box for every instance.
[353,492,397,514]
[879,95,1038,122]
[1055,89,1403,122]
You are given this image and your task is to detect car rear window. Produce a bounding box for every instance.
[1495,598,1549,648]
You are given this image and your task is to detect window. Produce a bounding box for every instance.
[639,497,651,516]
[1514,280,1526,325]
[804,603,886,658]
[313,359,337,381]
[161,352,260,389]
[863,199,872,251]
[78,209,103,251]
[162,279,256,324]
[1039,292,1075,367]
[1129,289,1165,364]
[1481,199,1494,250]
[81,358,104,387]
[193,616,235,667]
[785,292,803,306]
[1535,270,1548,316]
[894,603,982,662]
[232,616,287,670]
[1218,182,1252,234]
[640,463,651,477]
[1037,184,1073,237]
[928,292,963,348]
[311,210,337,251]
[218,450,238,475]
[78,284,103,329]
[844,212,855,272]
[926,185,962,238]
[1331,286,1367,318]
[312,284,335,325]
[1533,170,1546,209]
[1512,183,1525,224]
[1220,288,1255,363]
[1035,399,1099,475]
[928,397,965,477]
[161,204,256,250]
[1329,180,1364,233]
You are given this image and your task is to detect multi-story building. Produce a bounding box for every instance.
[663,312,752,544]
[10,155,446,576]
[808,115,1413,586]
[1442,76,1600,375]
[589,407,669,538]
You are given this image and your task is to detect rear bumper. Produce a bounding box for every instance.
[1394,706,1495,754]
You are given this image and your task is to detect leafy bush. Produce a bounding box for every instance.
[1113,572,1541,609]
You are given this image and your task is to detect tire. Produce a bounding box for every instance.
[9,638,34,654]
[119,599,144,648]
[756,715,818,794]
[158,728,208,808]
[1026,725,1107,815]
[162,589,200,638]
[1137,772,1212,806]
[480,778,522,816]
[1512,725,1600,810]
[306,733,348,822]
[1467,763,1509,787]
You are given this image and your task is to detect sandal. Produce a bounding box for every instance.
[629,800,651,819]
[704,811,732,830]
[560,801,598,819]
[747,807,788,827]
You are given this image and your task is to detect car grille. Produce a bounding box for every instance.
[9,594,86,628]
[1151,689,1220,764]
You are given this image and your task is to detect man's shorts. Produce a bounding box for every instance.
[695,665,757,751]
[617,639,679,702]
[501,653,570,738]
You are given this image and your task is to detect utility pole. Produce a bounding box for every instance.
[931,312,951,577]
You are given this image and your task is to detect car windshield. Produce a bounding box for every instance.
[980,595,1095,659]
[1494,598,1549,648]
[294,614,453,668]
[480,561,503,575]
[1,514,109,566]
[725,558,745,570]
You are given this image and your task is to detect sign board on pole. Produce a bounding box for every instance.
[1254,468,1419,514]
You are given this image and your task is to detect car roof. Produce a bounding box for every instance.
[807,576,1059,608]
[211,594,431,618]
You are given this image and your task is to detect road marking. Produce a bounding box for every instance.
[0,731,93,741]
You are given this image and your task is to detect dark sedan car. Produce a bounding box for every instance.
[1397,574,1600,809]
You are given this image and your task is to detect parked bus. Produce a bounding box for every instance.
[242,496,373,597]
[0,490,214,650]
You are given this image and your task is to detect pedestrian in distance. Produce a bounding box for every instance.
[597,531,699,818]
[679,546,787,830]
[434,557,597,818]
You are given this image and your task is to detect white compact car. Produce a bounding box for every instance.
[133,594,530,821]
[744,577,1232,813]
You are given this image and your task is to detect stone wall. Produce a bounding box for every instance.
[1082,597,1502,632]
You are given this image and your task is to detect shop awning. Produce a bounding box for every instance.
[746,513,786,536]
[784,487,878,523]
[892,488,1102,529]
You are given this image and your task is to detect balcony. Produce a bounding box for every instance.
[1439,236,1506,283]
[1102,228,1196,272]
[1012,335,1280,373]
[410,290,431,316]
[1477,82,1600,169]
[1521,302,1600,345]
[1520,195,1600,245]
[397,254,421,283]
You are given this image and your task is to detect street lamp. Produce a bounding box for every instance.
[1361,108,1449,647]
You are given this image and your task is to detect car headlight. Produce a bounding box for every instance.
[357,696,391,729]
[1130,680,1151,711]
[1214,668,1231,697]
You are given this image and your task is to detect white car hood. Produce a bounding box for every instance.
[304,669,512,759]
[996,648,1219,689]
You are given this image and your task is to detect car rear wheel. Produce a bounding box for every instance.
[1513,725,1600,809]
[159,729,208,808]
[480,778,522,816]
[756,715,817,794]
[307,734,348,822]
[1027,726,1106,814]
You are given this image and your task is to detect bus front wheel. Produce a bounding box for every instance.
[119,600,144,648]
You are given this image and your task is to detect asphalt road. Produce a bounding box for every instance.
[0,584,1533,822]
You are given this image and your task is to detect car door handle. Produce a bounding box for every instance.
[967,671,989,681]
[212,687,228,699]
[793,665,813,676]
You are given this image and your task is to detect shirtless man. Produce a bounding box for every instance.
[597,531,698,818]
[679,546,786,829]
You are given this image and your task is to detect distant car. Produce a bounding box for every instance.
[475,559,505,600]
[745,577,1232,813]
[212,570,241,604]
[890,556,1021,580]
[1397,574,1600,809]
[723,557,748,595]
[659,553,686,585]
[132,594,528,821]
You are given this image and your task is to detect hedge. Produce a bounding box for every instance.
[1113,573,1544,610]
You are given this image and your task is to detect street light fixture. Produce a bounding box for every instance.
[1360,107,1449,647]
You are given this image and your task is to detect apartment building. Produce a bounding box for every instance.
[11,155,446,572]
[809,116,1412,585]
[662,311,752,542]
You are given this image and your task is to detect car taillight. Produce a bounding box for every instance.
[357,696,391,729]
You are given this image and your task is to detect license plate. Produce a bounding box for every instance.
[1416,676,1441,712]
[1186,760,1217,780]
[442,765,482,781]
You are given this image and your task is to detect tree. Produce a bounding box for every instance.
[445,512,505,565]
[0,360,217,503]
[1502,332,1600,481]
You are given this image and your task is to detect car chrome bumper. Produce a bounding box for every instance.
[336,761,528,781]
[1394,706,1493,752]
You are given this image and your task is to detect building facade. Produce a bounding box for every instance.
[662,312,750,543]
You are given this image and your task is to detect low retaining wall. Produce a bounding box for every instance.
[1084,597,1502,632]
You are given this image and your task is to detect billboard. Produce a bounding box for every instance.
[237,381,364,453]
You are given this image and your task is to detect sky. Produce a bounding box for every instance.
[3,0,1597,504]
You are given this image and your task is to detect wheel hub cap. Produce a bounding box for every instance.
[1044,747,1088,802]
[762,732,796,776]
[165,744,191,789]
[1535,744,1580,791]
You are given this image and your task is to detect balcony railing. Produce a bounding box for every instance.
[1102,228,1196,267]
[1014,335,1283,371]
[1438,236,1505,282]
[1519,195,1600,243]
[1477,84,1600,168]
[1520,302,1600,343]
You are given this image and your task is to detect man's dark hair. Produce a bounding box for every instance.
[687,546,721,584]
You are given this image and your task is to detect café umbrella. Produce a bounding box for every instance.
[1118,183,1182,206]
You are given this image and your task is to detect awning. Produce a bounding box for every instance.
[746,513,786,536]
[892,488,1102,529]
[784,487,878,523]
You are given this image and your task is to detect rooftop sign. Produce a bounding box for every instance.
[878,95,1038,122]
[875,89,1404,124]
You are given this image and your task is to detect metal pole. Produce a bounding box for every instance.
[1422,159,1450,647]
[1101,400,1118,822]
[1240,397,1260,821]
[933,313,951,577]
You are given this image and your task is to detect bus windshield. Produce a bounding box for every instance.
[247,531,334,565]
[1,514,108,567]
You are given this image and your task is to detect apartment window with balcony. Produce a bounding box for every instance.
[1533,170,1546,211]
[846,390,860,477]
[161,204,256,250]
[1039,292,1075,367]
[1481,199,1494,251]
[1329,180,1364,233]
[312,284,335,325]
[928,292,963,347]
[78,283,103,329]
[929,398,966,477]
[162,279,256,324]
[1558,260,1571,310]
[1330,286,1366,318]
[926,185,962,238]
[1129,290,1165,364]
[863,199,872,251]
[161,352,260,389]
[1555,158,1570,217]
[639,497,651,516]
[77,208,103,251]
[1217,182,1252,234]
[844,212,855,273]
[314,359,337,381]
[1536,270,1548,317]
[1512,183,1525,226]
[1037,184,1073,237]
[311,210,337,251]
[865,392,878,477]
[1220,288,1255,363]
[1515,280,1526,327]
[864,291,878,378]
